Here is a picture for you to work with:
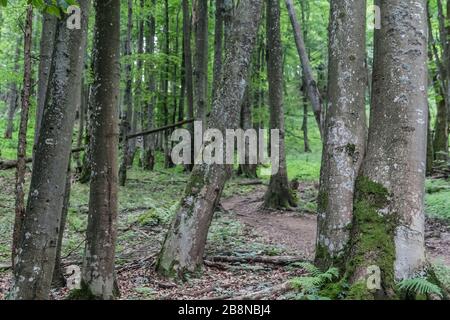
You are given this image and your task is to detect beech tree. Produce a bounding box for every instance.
[342,0,429,299]
[315,0,367,269]
[79,0,121,299]
[263,0,296,209]
[11,1,89,299]
[156,0,263,277]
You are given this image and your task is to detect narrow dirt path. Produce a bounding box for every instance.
[222,186,450,267]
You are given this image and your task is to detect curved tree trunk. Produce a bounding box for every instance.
[4,37,21,140]
[315,0,367,269]
[80,0,121,300]
[156,0,263,278]
[344,0,428,299]
[263,0,296,209]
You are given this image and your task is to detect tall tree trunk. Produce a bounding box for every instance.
[263,0,296,209]
[11,1,87,298]
[183,0,195,171]
[163,0,173,169]
[315,0,367,269]
[156,0,263,278]
[34,13,57,152]
[4,37,21,139]
[119,0,133,186]
[284,0,322,137]
[136,0,145,169]
[12,5,33,271]
[212,0,224,100]
[344,0,428,299]
[80,0,121,300]
[193,0,209,125]
[142,0,157,171]
[238,86,257,178]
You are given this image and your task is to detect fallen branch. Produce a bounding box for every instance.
[230,281,293,300]
[0,262,12,270]
[0,158,32,170]
[206,255,306,265]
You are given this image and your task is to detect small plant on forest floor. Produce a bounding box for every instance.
[288,262,340,300]
[397,277,443,299]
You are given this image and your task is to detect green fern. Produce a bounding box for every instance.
[290,265,340,296]
[397,277,443,298]
[289,262,321,276]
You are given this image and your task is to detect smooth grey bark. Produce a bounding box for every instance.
[4,37,21,139]
[263,0,296,209]
[80,0,121,300]
[315,0,367,269]
[11,3,87,299]
[193,0,209,125]
[34,13,57,150]
[344,0,428,298]
[142,0,157,171]
[156,0,263,278]
[53,0,91,287]
[119,0,133,186]
[284,0,323,137]
[212,0,224,100]
[183,0,195,171]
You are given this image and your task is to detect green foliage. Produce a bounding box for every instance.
[290,262,339,300]
[397,278,443,298]
[425,179,450,221]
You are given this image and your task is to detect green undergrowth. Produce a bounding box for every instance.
[425,179,450,221]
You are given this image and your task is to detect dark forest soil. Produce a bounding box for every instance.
[0,180,449,300]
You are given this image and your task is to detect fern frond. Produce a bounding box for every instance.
[397,278,443,297]
[290,262,321,276]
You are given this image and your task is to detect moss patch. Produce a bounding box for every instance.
[343,176,397,299]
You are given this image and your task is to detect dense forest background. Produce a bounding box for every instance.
[0,0,449,300]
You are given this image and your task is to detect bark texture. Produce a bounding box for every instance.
[263,0,296,209]
[11,2,87,298]
[315,0,367,269]
[80,0,121,300]
[156,0,263,278]
[344,0,428,299]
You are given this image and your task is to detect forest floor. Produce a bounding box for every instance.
[0,165,449,300]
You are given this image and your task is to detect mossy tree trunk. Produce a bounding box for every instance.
[80,0,121,300]
[344,0,428,299]
[156,0,263,278]
[315,0,367,270]
[263,0,296,209]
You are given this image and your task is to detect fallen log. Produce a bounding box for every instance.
[206,255,306,265]
[230,281,293,300]
[0,158,32,170]
[0,262,12,270]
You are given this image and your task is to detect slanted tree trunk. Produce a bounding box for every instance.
[4,37,21,139]
[80,0,121,300]
[12,5,33,271]
[343,0,428,299]
[53,0,91,288]
[11,2,87,299]
[142,0,157,171]
[284,0,322,137]
[315,0,367,269]
[119,0,133,186]
[34,13,57,151]
[263,0,296,209]
[156,0,263,278]
[193,0,209,125]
